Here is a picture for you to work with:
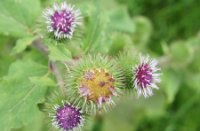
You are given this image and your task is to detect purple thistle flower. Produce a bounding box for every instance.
[43,2,81,39]
[133,55,161,97]
[51,102,84,131]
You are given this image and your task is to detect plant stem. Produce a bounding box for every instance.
[49,61,65,96]
[32,39,65,95]
[92,113,104,131]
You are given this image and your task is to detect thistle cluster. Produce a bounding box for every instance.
[42,2,161,131]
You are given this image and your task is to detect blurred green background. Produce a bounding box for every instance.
[0,0,200,131]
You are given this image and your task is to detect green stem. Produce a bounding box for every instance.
[92,113,104,131]
[32,39,65,96]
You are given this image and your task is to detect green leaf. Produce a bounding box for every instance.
[0,0,41,37]
[29,76,56,87]
[169,41,191,66]
[0,35,15,76]
[48,44,72,61]
[18,113,46,131]
[12,36,35,54]
[108,33,132,55]
[108,6,135,33]
[0,60,51,131]
[82,5,109,53]
[185,73,200,91]
[132,16,152,47]
[161,70,181,104]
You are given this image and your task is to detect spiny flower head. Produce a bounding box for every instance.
[50,101,84,131]
[133,55,161,98]
[65,55,124,114]
[79,68,117,106]
[43,2,81,39]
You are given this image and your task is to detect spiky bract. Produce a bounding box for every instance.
[65,55,124,114]
[45,93,85,131]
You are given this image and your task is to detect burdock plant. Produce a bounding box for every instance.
[44,91,84,130]
[32,2,160,131]
[133,55,161,97]
[50,102,84,131]
[65,55,124,114]
[46,94,85,131]
[41,1,162,129]
[43,2,81,39]
[41,1,162,130]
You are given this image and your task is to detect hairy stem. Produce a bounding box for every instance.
[49,61,65,95]
[32,39,65,95]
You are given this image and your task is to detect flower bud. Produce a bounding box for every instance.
[65,55,124,114]
[133,55,161,97]
[43,2,81,39]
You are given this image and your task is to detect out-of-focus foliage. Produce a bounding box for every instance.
[0,0,200,131]
[117,0,200,53]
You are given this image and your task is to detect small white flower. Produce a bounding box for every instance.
[43,2,81,39]
[133,55,161,98]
